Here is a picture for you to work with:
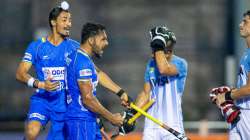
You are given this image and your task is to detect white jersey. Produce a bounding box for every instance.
[143,55,188,133]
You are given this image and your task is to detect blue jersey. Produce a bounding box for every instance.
[144,55,187,130]
[236,48,250,109]
[65,48,98,121]
[22,37,79,112]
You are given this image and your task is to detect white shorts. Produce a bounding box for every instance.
[143,128,179,140]
[229,109,250,140]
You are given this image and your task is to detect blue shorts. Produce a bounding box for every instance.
[64,119,102,140]
[27,98,65,140]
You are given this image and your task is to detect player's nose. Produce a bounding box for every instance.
[239,22,243,28]
[104,41,108,48]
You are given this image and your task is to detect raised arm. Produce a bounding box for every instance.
[154,51,178,76]
[96,66,130,107]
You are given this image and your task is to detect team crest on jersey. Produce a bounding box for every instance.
[79,69,92,77]
[149,67,154,73]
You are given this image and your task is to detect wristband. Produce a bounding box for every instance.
[27,77,35,88]
[116,89,125,97]
[225,91,233,101]
[33,79,39,88]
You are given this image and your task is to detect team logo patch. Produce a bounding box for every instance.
[149,67,154,73]
[79,69,92,77]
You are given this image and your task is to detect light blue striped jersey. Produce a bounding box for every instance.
[236,48,250,109]
[144,55,187,132]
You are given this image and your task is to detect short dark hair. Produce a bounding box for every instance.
[49,7,69,29]
[81,22,106,44]
[243,10,250,17]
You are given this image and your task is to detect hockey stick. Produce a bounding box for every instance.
[128,99,155,124]
[130,103,190,140]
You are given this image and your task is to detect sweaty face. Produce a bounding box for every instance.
[239,15,250,38]
[92,31,109,58]
[54,11,72,37]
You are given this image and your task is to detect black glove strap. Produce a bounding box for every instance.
[116,89,125,97]
[225,91,233,101]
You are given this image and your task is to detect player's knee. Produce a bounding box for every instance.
[25,122,41,140]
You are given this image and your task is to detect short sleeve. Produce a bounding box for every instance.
[175,59,188,94]
[22,41,39,64]
[175,59,188,78]
[76,56,93,81]
[144,60,153,83]
[246,55,250,73]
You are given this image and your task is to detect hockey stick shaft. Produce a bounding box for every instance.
[128,99,155,124]
[130,103,190,140]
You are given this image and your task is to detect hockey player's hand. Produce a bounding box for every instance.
[119,109,136,135]
[110,113,124,127]
[120,92,130,108]
[209,86,241,124]
[121,94,134,108]
[39,78,60,91]
[149,26,176,52]
[209,86,231,103]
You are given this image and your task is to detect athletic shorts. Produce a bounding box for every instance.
[229,109,250,140]
[27,98,65,140]
[64,119,102,140]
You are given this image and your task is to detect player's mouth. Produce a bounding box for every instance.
[64,27,70,34]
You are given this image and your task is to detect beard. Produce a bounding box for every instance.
[92,44,103,59]
[94,52,102,59]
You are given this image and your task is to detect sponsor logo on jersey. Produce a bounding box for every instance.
[79,69,92,77]
[42,67,65,80]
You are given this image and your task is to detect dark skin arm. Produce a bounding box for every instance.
[78,80,123,126]
[16,61,59,91]
[95,66,129,107]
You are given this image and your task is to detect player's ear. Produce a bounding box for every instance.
[88,37,94,46]
[51,20,56,27]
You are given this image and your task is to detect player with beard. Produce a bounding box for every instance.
[64,22,125,140]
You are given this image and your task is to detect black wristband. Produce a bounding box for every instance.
[33,79,39,88]
[225,91,233,101]
[116,89,125,97]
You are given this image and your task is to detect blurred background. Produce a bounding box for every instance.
[1,0,250,139]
